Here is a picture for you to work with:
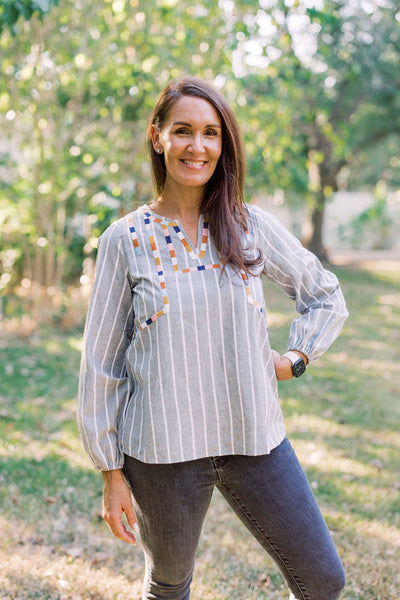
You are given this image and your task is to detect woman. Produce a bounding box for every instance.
[77,77,348,600]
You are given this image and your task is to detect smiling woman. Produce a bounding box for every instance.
[77,76,348,600]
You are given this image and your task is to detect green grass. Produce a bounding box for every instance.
[0,264,399,599]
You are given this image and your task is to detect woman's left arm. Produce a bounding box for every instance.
[251,206,349,366]
[77,220,134,471]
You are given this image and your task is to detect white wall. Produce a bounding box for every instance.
[252,190,400,252]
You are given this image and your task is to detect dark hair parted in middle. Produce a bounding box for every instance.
[146,76,262,275]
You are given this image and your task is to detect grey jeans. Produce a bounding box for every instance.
[122,437,345,600]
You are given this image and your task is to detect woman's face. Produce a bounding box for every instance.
[152,96,222,194]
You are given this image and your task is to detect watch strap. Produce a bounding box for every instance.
[283,351,306,377]
[283,351,303,365]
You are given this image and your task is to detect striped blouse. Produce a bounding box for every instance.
[77,204,348,470]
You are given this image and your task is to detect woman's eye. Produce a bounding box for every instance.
[175,128,189,134]
[205,129,217,136]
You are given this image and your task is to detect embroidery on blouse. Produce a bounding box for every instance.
[141,208,208,260]
[171,221,209,259]
[128,215,141,256]
[131,214,169,339]
[198,221,209,258]
[161,223,220,274]
[181,264,221,273]
[241,271,264,314]
[162,224,179,272]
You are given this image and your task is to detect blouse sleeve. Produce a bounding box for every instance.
[77,219,134,470]
[249,205,348,363]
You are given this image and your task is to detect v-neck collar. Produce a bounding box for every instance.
[141,205,208,259]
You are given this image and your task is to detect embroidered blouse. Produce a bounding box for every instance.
[77,204,348,470]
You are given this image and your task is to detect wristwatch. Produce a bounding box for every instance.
[283,351,306,378]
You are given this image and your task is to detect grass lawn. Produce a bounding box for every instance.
[0,263,399,599]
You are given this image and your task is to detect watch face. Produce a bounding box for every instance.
[292,358,306,378]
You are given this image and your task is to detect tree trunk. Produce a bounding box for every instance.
[308,192,329,263]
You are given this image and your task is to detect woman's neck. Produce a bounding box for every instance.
[150,181,204,223]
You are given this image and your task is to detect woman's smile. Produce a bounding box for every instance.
[180,159,207,169]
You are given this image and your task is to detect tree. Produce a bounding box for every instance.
[229,0,400,259]
[0,0,235,320]
[1,0,399,323]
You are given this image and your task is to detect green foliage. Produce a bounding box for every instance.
[1,0,400,319]
[0,0,59,33]
[236,1,400,255]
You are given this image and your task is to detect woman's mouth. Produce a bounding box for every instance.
[181,159,207,169]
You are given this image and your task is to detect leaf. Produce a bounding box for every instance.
[1,3,19,28]
[14,1,34,20]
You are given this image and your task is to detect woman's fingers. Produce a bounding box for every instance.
[102,469,138,545]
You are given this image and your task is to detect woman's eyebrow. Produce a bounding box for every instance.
[172,121,221,128]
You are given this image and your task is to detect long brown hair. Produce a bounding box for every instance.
[146,76,261,274]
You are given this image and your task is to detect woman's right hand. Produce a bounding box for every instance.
[271,349,293,381]
[101,468,138,545]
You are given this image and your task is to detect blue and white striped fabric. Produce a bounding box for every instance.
[77,204,348,470]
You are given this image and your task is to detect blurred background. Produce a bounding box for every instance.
[1,0,399,332]
[1,3,400,599]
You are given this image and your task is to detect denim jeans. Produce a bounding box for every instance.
[122,437,345,600]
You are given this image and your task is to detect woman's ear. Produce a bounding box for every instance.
[151,124,163,154]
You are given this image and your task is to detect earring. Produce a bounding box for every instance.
[156,147,161,154]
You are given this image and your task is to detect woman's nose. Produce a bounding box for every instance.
[188,134,204,153]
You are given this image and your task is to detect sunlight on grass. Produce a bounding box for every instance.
[2,417,91,470]
[328,351,350,363]
[68,336,84,352]
[266,311,293,328]
[377,293,400,307]
[42,339,64,354]
[0,546,143,600]
[326,507,399,548]
[1,264,399,599]
[287,412,400,448]
[296,441,373,476]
